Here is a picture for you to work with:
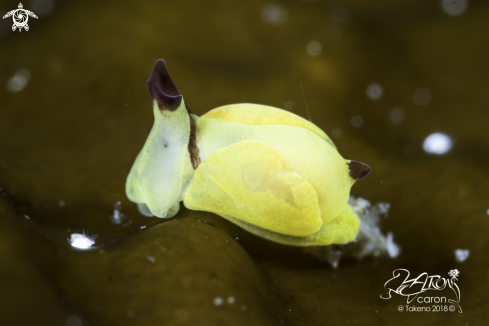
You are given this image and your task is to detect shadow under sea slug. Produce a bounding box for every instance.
[126,59,371,246]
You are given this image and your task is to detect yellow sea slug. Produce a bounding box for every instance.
[126,60,371,246]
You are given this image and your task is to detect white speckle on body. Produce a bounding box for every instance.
[146,255,156,263]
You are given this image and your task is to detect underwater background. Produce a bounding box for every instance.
[1,0,488,325]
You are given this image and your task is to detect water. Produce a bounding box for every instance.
[1,0,489,325]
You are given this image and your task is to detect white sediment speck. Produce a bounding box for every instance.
[227,296,235,304]
[110,201,125,224]
[213,297,224,306]
[140,225,147,229]
[6,68,31,93]
[59,200,65,207]
[70,232,97,249]
[284,101,294,110]
[441,0,468,16]
[65,315,82,326]
[350,115,363,127]
[388,107,405,124]
[306,41,322,56]
[366,83,383,100]
[261,4,288,24]
[423,133,452,155]
[386,232,401,258]
[241,305,247,311]
[333,7,350,25]
[331,128,342,139]
[413,88,432,105]
[127,310,135,318]
[31,0,55,16]
[24,215,30,220]
[454,249,470,262]
[327,249,342,269]
[486,209,489,215]
[146,255,156,263]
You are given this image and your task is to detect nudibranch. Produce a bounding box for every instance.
[126,60,371,246]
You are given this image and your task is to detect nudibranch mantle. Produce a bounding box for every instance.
[126,59,371,246]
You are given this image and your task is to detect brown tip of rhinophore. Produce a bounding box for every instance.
[348,161,372,180]
[147,59,182,111]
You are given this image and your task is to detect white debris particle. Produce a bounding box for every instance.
[59,200,65,207]
[65,315,82,326]
[350,115,363,127]
[366,83,383,100]
[140,225,147,229]
[486,209,489,215]
[109,201,125,224]
[441,0,468,16]
[331,128,342,139]
[306,41,322,56]
[327,249,342,269]
[454,249,470,262]
[31,0,55,16]
[388,107,405,124]
[227,296,235,304]
[423,133,452,155]
[213,297,224,306]
[413,88,432,105]
[127,310,135,318]
[6,68,31,93]
[284,101,294,110]
[333,7,350,25]
[146,255,156,263]
[241,305,247,311]
[261,4,288,25]
[386,232,401,258]
[24,215,30,220]
[70,232,97,249]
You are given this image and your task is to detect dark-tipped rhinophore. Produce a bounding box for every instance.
[147,59,201,169]
[147,59,183,111]
[348,161,372,180]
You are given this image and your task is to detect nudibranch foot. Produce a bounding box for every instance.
[215,203,360,247]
